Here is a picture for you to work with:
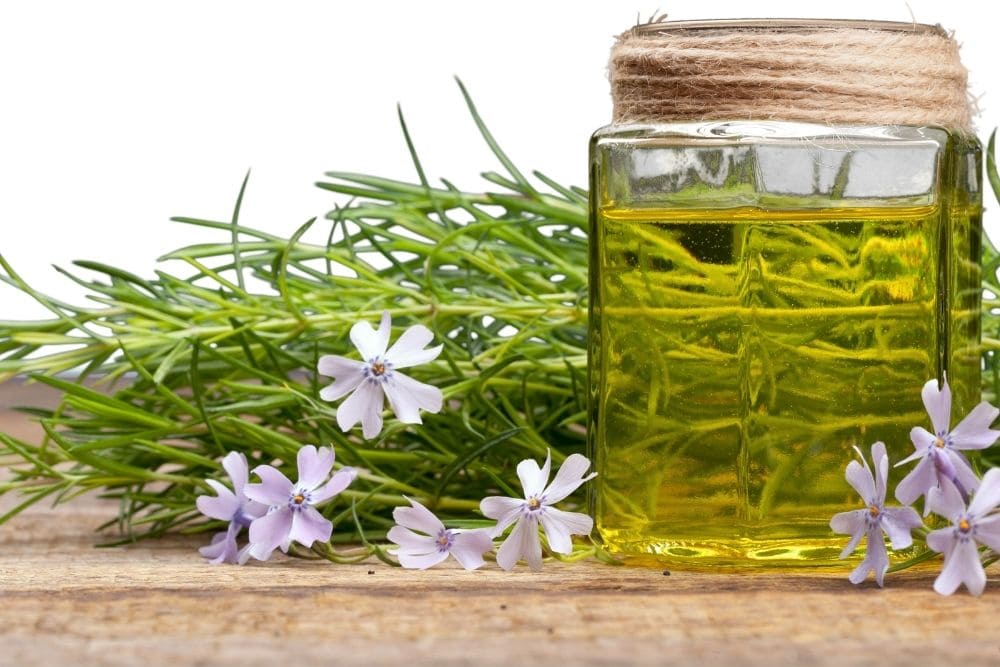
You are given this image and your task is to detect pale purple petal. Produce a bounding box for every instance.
[846,548,872,585]
[934,537,986,596]
[949,402,1000,450]
[897,427,935,467]
[869,540,889,587]
[196,480,239,521]
[391,343,444,371]
[927,478,967,521]
[360,402,385,438]
[539,512,573,554]
[895,455,937,508]
[838,525,866,560]
[480,496,522,520]
[868,528,890,587]
[336,380,384,437]
[350,311,392,361]
[495,519,525,570]
[221,451,250,496]
[946,450,980,497]
[542,453,597,504]
[382,372,443,424]
[522,520,544,571]
[894,449,924,468]
[244,465,293,506]
[297,445,335,490]
[517,452,551,499]
[334,382,374,432]
[243,539,278,563]
[845,459,876,504]
[871,442,888,505]
[248,507,293,554]
[881,507,922,550]
[312,467,357,504]
[922,377,952,436]
[198,539,229,566]
[848,526,888,587]
[384,324,443,369]
[396,549,450,570]
[968,468,1000,517]
[319,369,365,403]
[481,496,524,536]
[830,509,866,557]
[393,497,445,534]
[926,526,954,554]
[243,499,269,520]
[497,517,541,571]
[545,506,593,536]
[318,354,366,379]
[449,530,493,570]
[385,324,433,359]
[199,525,239,565]
[236,543,255,565]
[974,515,1000,552]
[490,508,523,538]
[830,509,865,535]
[387,525,438,551]
[288,506,333,547]
[933,449,959,486]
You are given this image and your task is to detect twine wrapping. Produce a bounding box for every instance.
[610,20,973,130]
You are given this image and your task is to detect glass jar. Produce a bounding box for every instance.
[588,20,983,569]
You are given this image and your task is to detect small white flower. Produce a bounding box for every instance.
[480,451,596,571]
[318,311,444,439]
[829,442,923,587]
[925,469,1000,596]
[242,445,357,562]
[387,497,493,570]
[895,375,1000,513]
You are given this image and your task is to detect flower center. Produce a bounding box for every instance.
[363,356,393,383]
[288,489,312,511]
[435,529,455,552]
[958,518,972,533]
[934,436,946,449]
[526,496,543,511]
[868,505,880,518]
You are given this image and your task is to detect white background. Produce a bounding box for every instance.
[1,1,997,320]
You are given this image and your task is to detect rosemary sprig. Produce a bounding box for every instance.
[0,81,588,542]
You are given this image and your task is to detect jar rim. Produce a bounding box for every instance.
[633,18,947,37]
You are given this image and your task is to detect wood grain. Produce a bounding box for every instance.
[2,380,1000,666]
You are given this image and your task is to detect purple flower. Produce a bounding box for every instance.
[386,497,493,570]
[895,376,1000,512]
[318,311,444,440]
[926,469,1000,596]
[242,445,357,561]
[195,451,268,565]
[480,451,596,571]
[830,442,923,587]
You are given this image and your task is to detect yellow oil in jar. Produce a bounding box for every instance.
[589,199,981,568]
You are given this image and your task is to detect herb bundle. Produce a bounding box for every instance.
[0,83,591,558]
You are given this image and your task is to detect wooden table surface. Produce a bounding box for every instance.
[2,381,1000,666]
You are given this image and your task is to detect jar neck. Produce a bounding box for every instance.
[609,19,971,131]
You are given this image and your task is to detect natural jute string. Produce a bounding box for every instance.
[610,21,973,130]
